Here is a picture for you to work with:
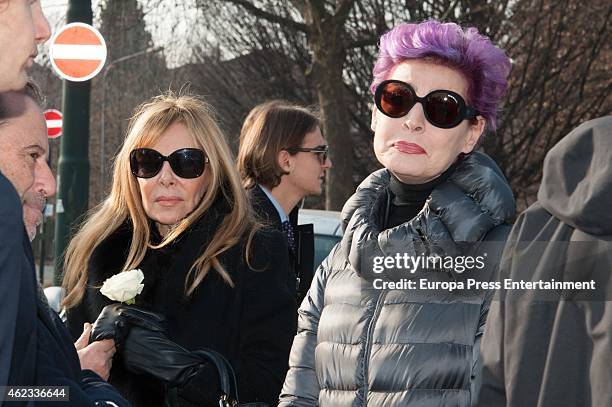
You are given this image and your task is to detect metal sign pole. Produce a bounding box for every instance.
[52,0,93,285]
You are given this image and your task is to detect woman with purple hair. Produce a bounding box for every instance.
[279,20,515,407]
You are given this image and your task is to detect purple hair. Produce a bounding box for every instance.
[370,20,511,132]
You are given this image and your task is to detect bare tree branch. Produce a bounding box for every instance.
[440,0,460,20]
[335,0,357,22]
[346,36,379,49]
[223,0,309,32]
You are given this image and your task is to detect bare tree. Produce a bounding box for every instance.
[193,0,609,211]
[492,0,611,210]
[193,0,516,209]
[192,0,360,210]
[90,0,168,205]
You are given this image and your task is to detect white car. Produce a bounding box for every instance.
[299,209,343,271]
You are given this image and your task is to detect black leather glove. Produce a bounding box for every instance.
[90,303,165,349]
[122,326,206,387]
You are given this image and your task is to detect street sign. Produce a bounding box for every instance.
[49,22,107,82]
[44,109,63,139]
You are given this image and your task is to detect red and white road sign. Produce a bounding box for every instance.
[49,22,107,82]
[44,109,63,139]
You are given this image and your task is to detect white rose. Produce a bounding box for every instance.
[100,269,145,304]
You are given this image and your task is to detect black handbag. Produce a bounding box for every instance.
[191,349,269,407]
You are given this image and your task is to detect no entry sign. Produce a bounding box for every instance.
[44,109,63,139]
[49,22,107,82]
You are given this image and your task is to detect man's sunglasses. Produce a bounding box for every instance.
[286,145,329,165]
[374,80,478,129]
[130,148,208,179]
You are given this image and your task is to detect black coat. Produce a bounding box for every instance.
[66,197,296,406]
[0,172,30,390]
[249,185,314,304]
[0,173,128,407]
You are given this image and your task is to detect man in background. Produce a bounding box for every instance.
[0,81,128,406]
[0,0,52,393]
[0,2,128,398]
[238,100,332,304]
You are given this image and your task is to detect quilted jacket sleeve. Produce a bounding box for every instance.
[278,244,339,407]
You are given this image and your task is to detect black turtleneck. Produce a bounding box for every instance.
[384,163,457,229]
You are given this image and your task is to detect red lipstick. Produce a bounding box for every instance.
[393,141,426,155]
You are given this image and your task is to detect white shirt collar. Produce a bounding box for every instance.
[259,184,289,223]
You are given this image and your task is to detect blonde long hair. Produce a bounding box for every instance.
[62,91,256,308]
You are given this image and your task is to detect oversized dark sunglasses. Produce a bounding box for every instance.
[130,148,208,179]
[286,145,329,165]
[374,79,478,129]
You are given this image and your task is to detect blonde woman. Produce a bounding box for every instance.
[62,92,295,406]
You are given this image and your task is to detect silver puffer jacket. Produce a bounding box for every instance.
[280,152,516,407]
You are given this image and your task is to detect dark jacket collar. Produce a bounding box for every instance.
[250,184,282,228]
[250,184,300,230]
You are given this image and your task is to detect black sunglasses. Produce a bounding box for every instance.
[374,79,478,129]
[286,145,329,165]
[130,148,208,179]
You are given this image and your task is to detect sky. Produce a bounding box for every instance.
[39,0,200,68]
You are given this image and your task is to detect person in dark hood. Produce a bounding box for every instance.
[478,116,612,407]
[279,20,515,407]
